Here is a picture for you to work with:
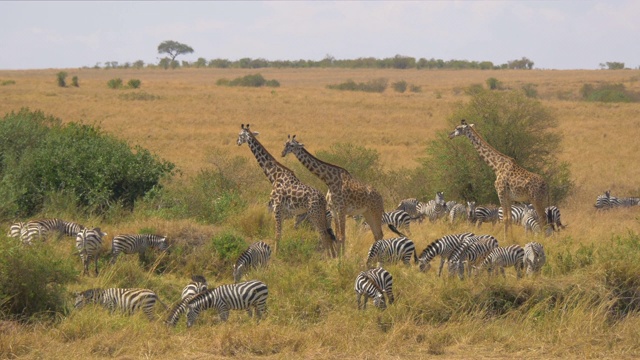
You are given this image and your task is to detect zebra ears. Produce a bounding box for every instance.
[460,119,475,128]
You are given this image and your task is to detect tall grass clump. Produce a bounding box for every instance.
[0,108,175,218]
[71,76,79,87]
[1,80,16,86]
[326,78,388,93]
[216,74,280,88]
[0,237,76,321]
[419,89,573,204]
[56,72,67,87]
[127,79,141,89]
[580,83,639,103]
[118,91,159,101]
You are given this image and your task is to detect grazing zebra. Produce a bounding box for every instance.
[74,287,166,321]
[233,241,271,283]
[418,232,475,275]
[449,202,475,224]
[7,221,24,239]
[366,237,417,268]
[447,234,499,279]
[294,209,332,230]
[524,242,546,275]
[181,275,209,301]
[75,227,107,276]
[480,244,525,278]
[545,206,566,231]
[364,210,412,235]
[20,218,85,244]
[110,234,169,264]
[395,198,421,221]
[498,204,533,224]
[167,280,268,328]
[417,192,448,222]
[521,208,553,237]
[473,205,500,227]
[354,268,393,310]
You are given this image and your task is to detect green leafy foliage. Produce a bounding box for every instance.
[211,231,246,262]
[580,83,638,103]
[56,72,67,87]
[127,79,141,89]
[0,108,175,218]
[216,74,280,88]
[107,78,123,89]
[419,89,573,204]
[326,78,388,93]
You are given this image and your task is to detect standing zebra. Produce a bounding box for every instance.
[447,234,499,279]
[480,244,525,278]
[7,221,24,240]
[545,206,566,231]
[110,234,169,264]
[395,198,422,222]
[167,280,268,328]
[498,204,534,224]
[363,210,411,235]
[233,241,271,283]
[521,208,553,237]
[473,205,500,227]
[74,288,166,321]
[181,275,209,301]
[448,202,475,224]
[524,242,546,275]
[20,218,85,244]
[418,232,475,275]
[75,227,107,276]
[366,237,417,268]
[354,268,393,310]
[417,192,448,222]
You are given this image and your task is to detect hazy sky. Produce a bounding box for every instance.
[1,1,638,70]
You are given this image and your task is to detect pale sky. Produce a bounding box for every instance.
[1,1,638,70]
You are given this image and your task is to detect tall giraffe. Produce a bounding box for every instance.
[448,119,549,237]
[237,124,336,257]
[281,135,404,251]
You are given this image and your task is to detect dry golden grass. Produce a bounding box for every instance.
[1,68,640,359]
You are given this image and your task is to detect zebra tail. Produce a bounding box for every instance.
[327,228,337,242]
[413,248,418,265]
[388,224,406,238]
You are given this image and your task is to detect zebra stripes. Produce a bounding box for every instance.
[181,275,209,301]
[366,237,417,267]
[166,280,268,327]
[75,227,107,276]
[418,232,475,275]
[233,241,271,283]
[417,192,448,222]
[595,190,640,210]
[524,242,546,275]
[395,198,421,221]
[7,221,24,239]
[354,268,394,310]
[480,245,525,278]
[498,204,533,224]
[364,210,411,235]
[19,218,85,244]
[74,288,166,321]
[473,206,500,227]
[110,234,169,264]
[447,234,499,279]
[545,206,566,231]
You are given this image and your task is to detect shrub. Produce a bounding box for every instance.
[107,78,123,89]
[486,77,503,90]
[409,84,422,93]
[1,80,16,86]
[118,91,159,101]
[419,89,573,204]
[211,231,246,263]
[56,72,67,87]
[522,83,538,98]
[127,79,141,89]
[0,237,76,320]
[580,83,638,103]
[392,80,408,93]
[265,79,280,87]
[326,78,388,93]
[217,74,280,88]
[464,83,485,95]
[0,108,175,217]
[71,76,79,87]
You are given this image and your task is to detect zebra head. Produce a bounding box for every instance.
[365,275,387,310]
[74,288,99,309]
[281,134,304,158]
[157,236,169,251]
[237,124,259,146]
[448,119,474,139]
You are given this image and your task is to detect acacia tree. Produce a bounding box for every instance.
[157,40,194,62]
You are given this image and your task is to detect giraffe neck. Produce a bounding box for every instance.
[247,136,284,184]
[292,146,344,185]
[465,127,511,172]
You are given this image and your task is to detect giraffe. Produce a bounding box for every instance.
[448,119,549,238]
[237,124,336,257]
[281,135,404,252]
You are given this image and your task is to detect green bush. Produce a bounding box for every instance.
[0,237,76,320]
[265,79,280,87]
[419,90,573,204]
[216,74,280,88]
[392,80,408,93]
[127,79,141,89]
[522,83,538,98]
[327,78,388,93]
[71,76,79,87]
[580,83,638,103]
[56,72,67,87]
[211,231,246,263]
[107,78,123,89]
[1,80,16,86]
[486,77,503,90]
[409,84,422,93]
[0,108,175,217]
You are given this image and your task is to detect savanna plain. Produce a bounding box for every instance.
[1,67,640,359]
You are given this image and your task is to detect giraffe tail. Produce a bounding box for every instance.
[388,224,406,238]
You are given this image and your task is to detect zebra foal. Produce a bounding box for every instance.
[354,268,394,310]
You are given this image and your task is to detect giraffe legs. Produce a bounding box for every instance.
[361,210,384,241]
[308,209,337,258]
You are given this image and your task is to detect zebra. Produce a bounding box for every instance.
[480,244,525,278]
[167,280,268,328]
[523,242,546,275]
[418,232,475,275]
[110,234,169,264]
[594,191,612,210]
[363,210,412,235]
[181,275,209,301]
[545,206,566,231]
[7,221,24,239]
[521,208,553,237]
[233,241,271,283]
[74,287,166,321]
[294,209,332,230]
[473,205,500,227]
[19,218,85,244]
[366,237,417,268]
[395,198,422,222]
[417,191,448,222]
[447,234,499,279]
[614,196,640,207]
[354,268,394,310]
[498,204,534,224]
[75,227,107,276]
[448,202,475,224]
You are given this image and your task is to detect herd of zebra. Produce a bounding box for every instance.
[594,190,640,210]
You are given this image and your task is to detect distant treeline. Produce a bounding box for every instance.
[92,55,535,71]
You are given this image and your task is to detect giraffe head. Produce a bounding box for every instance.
[448,119,475,139]
[237,124,259,146]
[281,134,304,157]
